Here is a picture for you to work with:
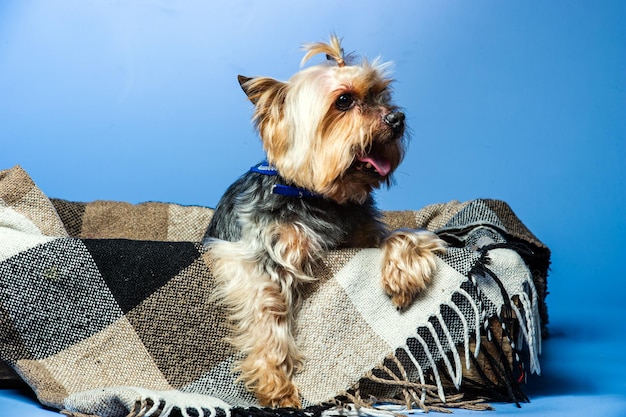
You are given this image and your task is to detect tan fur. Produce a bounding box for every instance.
[301,34,345,67]
[211,237,306,408]
[210,35,446,408]
[381,229,448,309]
[239,39,402,205]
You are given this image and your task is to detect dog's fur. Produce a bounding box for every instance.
[203,35,446,408]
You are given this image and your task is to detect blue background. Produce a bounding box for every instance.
[1,1,625,415]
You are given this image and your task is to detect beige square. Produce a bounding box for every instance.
[12,186,69,237]
[39,316,171,395]
[167,204,214,241]
[16,359,69,408]
[295,277,390,403]
[0,165,34,205]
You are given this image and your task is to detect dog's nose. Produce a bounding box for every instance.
[384,111,405,129]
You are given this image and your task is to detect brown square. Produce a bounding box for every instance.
[125,257,232,388]
[81,201,169,240]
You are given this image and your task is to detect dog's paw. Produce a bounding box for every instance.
[257,377,301,409]
[275,386,302,409]
[380,229,447,310]
[238,354,302,409]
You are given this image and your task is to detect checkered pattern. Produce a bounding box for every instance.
[0,165,550,417]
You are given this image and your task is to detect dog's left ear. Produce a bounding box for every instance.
[238,75,286,106]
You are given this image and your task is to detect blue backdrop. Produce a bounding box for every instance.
[1,1,625,415]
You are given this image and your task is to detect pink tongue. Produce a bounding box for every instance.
[357,155,391,176]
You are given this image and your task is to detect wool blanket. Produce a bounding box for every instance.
[0,165,550,416]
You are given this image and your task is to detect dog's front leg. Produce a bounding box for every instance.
[210,224,319,408]
[380,229,447,309]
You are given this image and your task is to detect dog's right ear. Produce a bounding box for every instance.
[237,75,255,103]
[238,75,253,90]
[238,75,286,106]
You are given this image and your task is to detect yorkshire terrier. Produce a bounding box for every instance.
[203,35,446,408]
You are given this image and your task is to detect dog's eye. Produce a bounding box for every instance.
[335,94,354,111]
[378,90,391,104]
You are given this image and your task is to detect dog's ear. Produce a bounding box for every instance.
[238,75,253,90]
[238,75,286,106]
[237,75,253,104]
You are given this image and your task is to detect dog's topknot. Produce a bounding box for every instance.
[301,34,346,68]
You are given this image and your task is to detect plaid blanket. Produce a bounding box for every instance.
[0,165,549,416]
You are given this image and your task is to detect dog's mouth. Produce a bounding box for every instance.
[354,154,392,177]
[349,138,403,183]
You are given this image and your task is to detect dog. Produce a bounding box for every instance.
[203,35,446,408]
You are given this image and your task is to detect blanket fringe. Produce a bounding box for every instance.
[349,248,543,411]
[344,360,493,414]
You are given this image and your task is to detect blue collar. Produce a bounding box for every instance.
[250,160,322,199]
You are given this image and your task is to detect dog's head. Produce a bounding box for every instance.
[239,35,406,204]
